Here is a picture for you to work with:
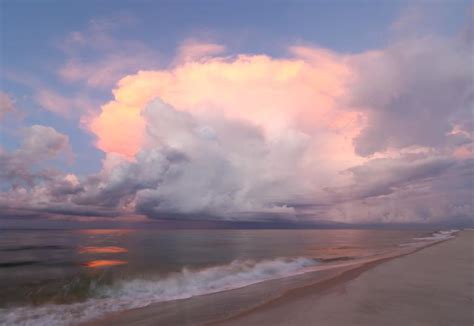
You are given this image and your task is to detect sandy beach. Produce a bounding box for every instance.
[213,230,474,326]
[85,230,473,326]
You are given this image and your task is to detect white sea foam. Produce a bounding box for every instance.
[413,229,459,241]
[398,229,459,248]
[0,257,319,326]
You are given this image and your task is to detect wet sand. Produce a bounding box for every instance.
[85,231,473,326]
[213,230,474,326]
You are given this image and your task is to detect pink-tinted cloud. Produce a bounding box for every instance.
[89,46,361,163]
[35,89,72,116]
[57,15,158,89]
[34,88,96,117]
[58,54,157,89]
[175,39,226,63]
[77,34,472,223]
[0,91,16,120]
[1,21,472,224]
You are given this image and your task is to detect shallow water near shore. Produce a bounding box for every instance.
[0,228,454,326]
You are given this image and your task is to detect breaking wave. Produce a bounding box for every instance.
[0,257,320,326]
[413,229,459,241]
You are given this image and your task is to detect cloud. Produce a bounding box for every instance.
[175,39,226,63]
[0,125,71,186]
[19,125,70,160]
[348,36,473,156]
[57,15,158,89]
[89,47,361,163]
[82,30,471,223]
[58,55,156,89]
[322,157,473,224]
[0,91,17,120]
[3,15,143,119]
[34,88,73,116]
[74,99,316,219]
[4,70,98,118]
[33,88,97,118]
[333,155,455,202]
[0,126,82,220]
[1,16,472,225]
[75,30,468,224]
[0,126,116,219]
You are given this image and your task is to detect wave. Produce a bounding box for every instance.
[413,229,459,241]
[0,257,320,326]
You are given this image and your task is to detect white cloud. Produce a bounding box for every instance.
[1,15,472,225]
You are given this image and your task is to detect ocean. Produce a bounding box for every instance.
[0,228,454,325]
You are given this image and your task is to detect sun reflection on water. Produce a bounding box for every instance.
[78,246,128,254]
[77,229,133,236]
[83,260,128,268]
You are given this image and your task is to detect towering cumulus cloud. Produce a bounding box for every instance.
[1,29,472,224]
[83,48,365,220]
[89,47,360,160]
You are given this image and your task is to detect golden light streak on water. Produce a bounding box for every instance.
[78,246,128,254]
[83,260,128,268]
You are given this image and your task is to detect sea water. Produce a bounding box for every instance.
[0,228,455,325]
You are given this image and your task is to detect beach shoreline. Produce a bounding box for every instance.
[83,231,469,326]
[213,230,474,326]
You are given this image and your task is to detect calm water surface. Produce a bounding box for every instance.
[0,228,428,305]
[0,228,432,325]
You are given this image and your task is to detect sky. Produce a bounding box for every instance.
[0,0,473,227]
